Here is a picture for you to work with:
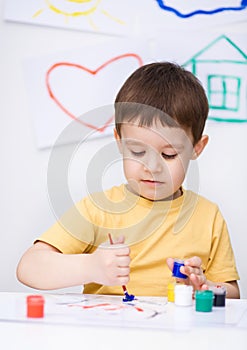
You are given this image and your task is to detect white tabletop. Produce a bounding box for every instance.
[0,292,247,350]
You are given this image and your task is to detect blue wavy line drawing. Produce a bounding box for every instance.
[155,0,247,18]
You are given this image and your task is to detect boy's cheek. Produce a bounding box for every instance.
[123,159,138,174]
[123,156,142,167]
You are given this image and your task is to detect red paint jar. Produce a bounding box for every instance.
[26,295,45,318]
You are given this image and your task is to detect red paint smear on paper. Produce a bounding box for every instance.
[68,302,143,312]
[46,53,143,132]
[134,306,144,312]
[79,303,111,309]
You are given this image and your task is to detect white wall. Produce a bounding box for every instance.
[0,0,246,297]
[198,123,247,298]
[0,0,110,294]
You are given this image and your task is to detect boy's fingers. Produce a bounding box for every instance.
[190,273,207,288]
[166,257,174,271]
[117,266,130,276]
[184,256,202,267]
[117,255,131,266]
[99,243,129,254]
[118,276,130,285]
[167,257,207,290]
[115,247,130,257]
[108,234,125,245]
[182,265,201,276]
[115,235,125,244]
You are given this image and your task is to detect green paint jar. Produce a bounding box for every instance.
[195,290,214,312]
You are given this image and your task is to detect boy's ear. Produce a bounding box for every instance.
[191,135,209,160]
[114,128,123,154]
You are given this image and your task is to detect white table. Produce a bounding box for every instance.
[0,292,246,350]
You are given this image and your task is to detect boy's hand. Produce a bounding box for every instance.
[167,256,208,291]
[89,236,130,286]
[182,256,208,290]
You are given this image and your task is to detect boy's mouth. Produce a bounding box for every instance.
[141,179,164,186]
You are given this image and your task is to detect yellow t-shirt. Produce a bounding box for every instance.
[38,184,239,296]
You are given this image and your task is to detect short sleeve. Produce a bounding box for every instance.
[205,209,240,282]
[36,198,96,254]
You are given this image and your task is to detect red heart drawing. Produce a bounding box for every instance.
[45,53,143,132]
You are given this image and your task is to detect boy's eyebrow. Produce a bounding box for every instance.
[124,140,145,146]
[164,143,185,150]
[124,139,184,150]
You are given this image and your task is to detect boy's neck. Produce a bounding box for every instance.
[151,187,183,202]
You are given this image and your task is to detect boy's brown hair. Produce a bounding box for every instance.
[114,62,209,144]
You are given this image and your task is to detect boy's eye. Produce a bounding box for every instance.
[130,150,145,157]
[161,153,177,160]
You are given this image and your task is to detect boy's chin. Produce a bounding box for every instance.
[140,190,182,202]
[139,192,172,202]
[126,183,181,201]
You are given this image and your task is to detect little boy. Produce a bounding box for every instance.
[17,62,240,298]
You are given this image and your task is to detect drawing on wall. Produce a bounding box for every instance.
[4,0,137,36]
[140,0,247,33]
[5,1,247,37]
[46,53,143,132]
[183,35,247,123]
[151,32,247,123]
[155,0,247,18]
[23,39,148,149]
[32,0,124,31]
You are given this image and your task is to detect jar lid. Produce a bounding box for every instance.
[210,285,226,295]
[175,285,193,293]
[172,259,187,279]
[27,295,45,304]
[195,290,214,299]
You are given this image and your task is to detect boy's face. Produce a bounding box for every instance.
[115,121,199,201]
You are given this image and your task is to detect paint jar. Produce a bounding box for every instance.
[167,278,175,302]
[167,259,187,302]
[172,259,187,279]
[195,290,214,312]
[26,295,45,318]
[211,285,226,307]
[175,285,193,306]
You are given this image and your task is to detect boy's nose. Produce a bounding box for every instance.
[143,153,163,173]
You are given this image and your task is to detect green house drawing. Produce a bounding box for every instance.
[183,35,247,123]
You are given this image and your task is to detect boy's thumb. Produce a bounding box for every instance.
[166,257,174,272]
[114,235,125,244]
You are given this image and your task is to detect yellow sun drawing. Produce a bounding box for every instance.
[33,0,125,30]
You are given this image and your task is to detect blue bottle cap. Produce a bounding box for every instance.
[172,260,187,279]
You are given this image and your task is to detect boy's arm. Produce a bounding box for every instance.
[16,241,130,290]
[215,281,239,299]
[190,277,239,299]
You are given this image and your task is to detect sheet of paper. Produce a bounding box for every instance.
[152,32,247,124]
[23,38,150,149]
[4,1,247,37]
[4,0,139,36]
[1,293,247,331]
